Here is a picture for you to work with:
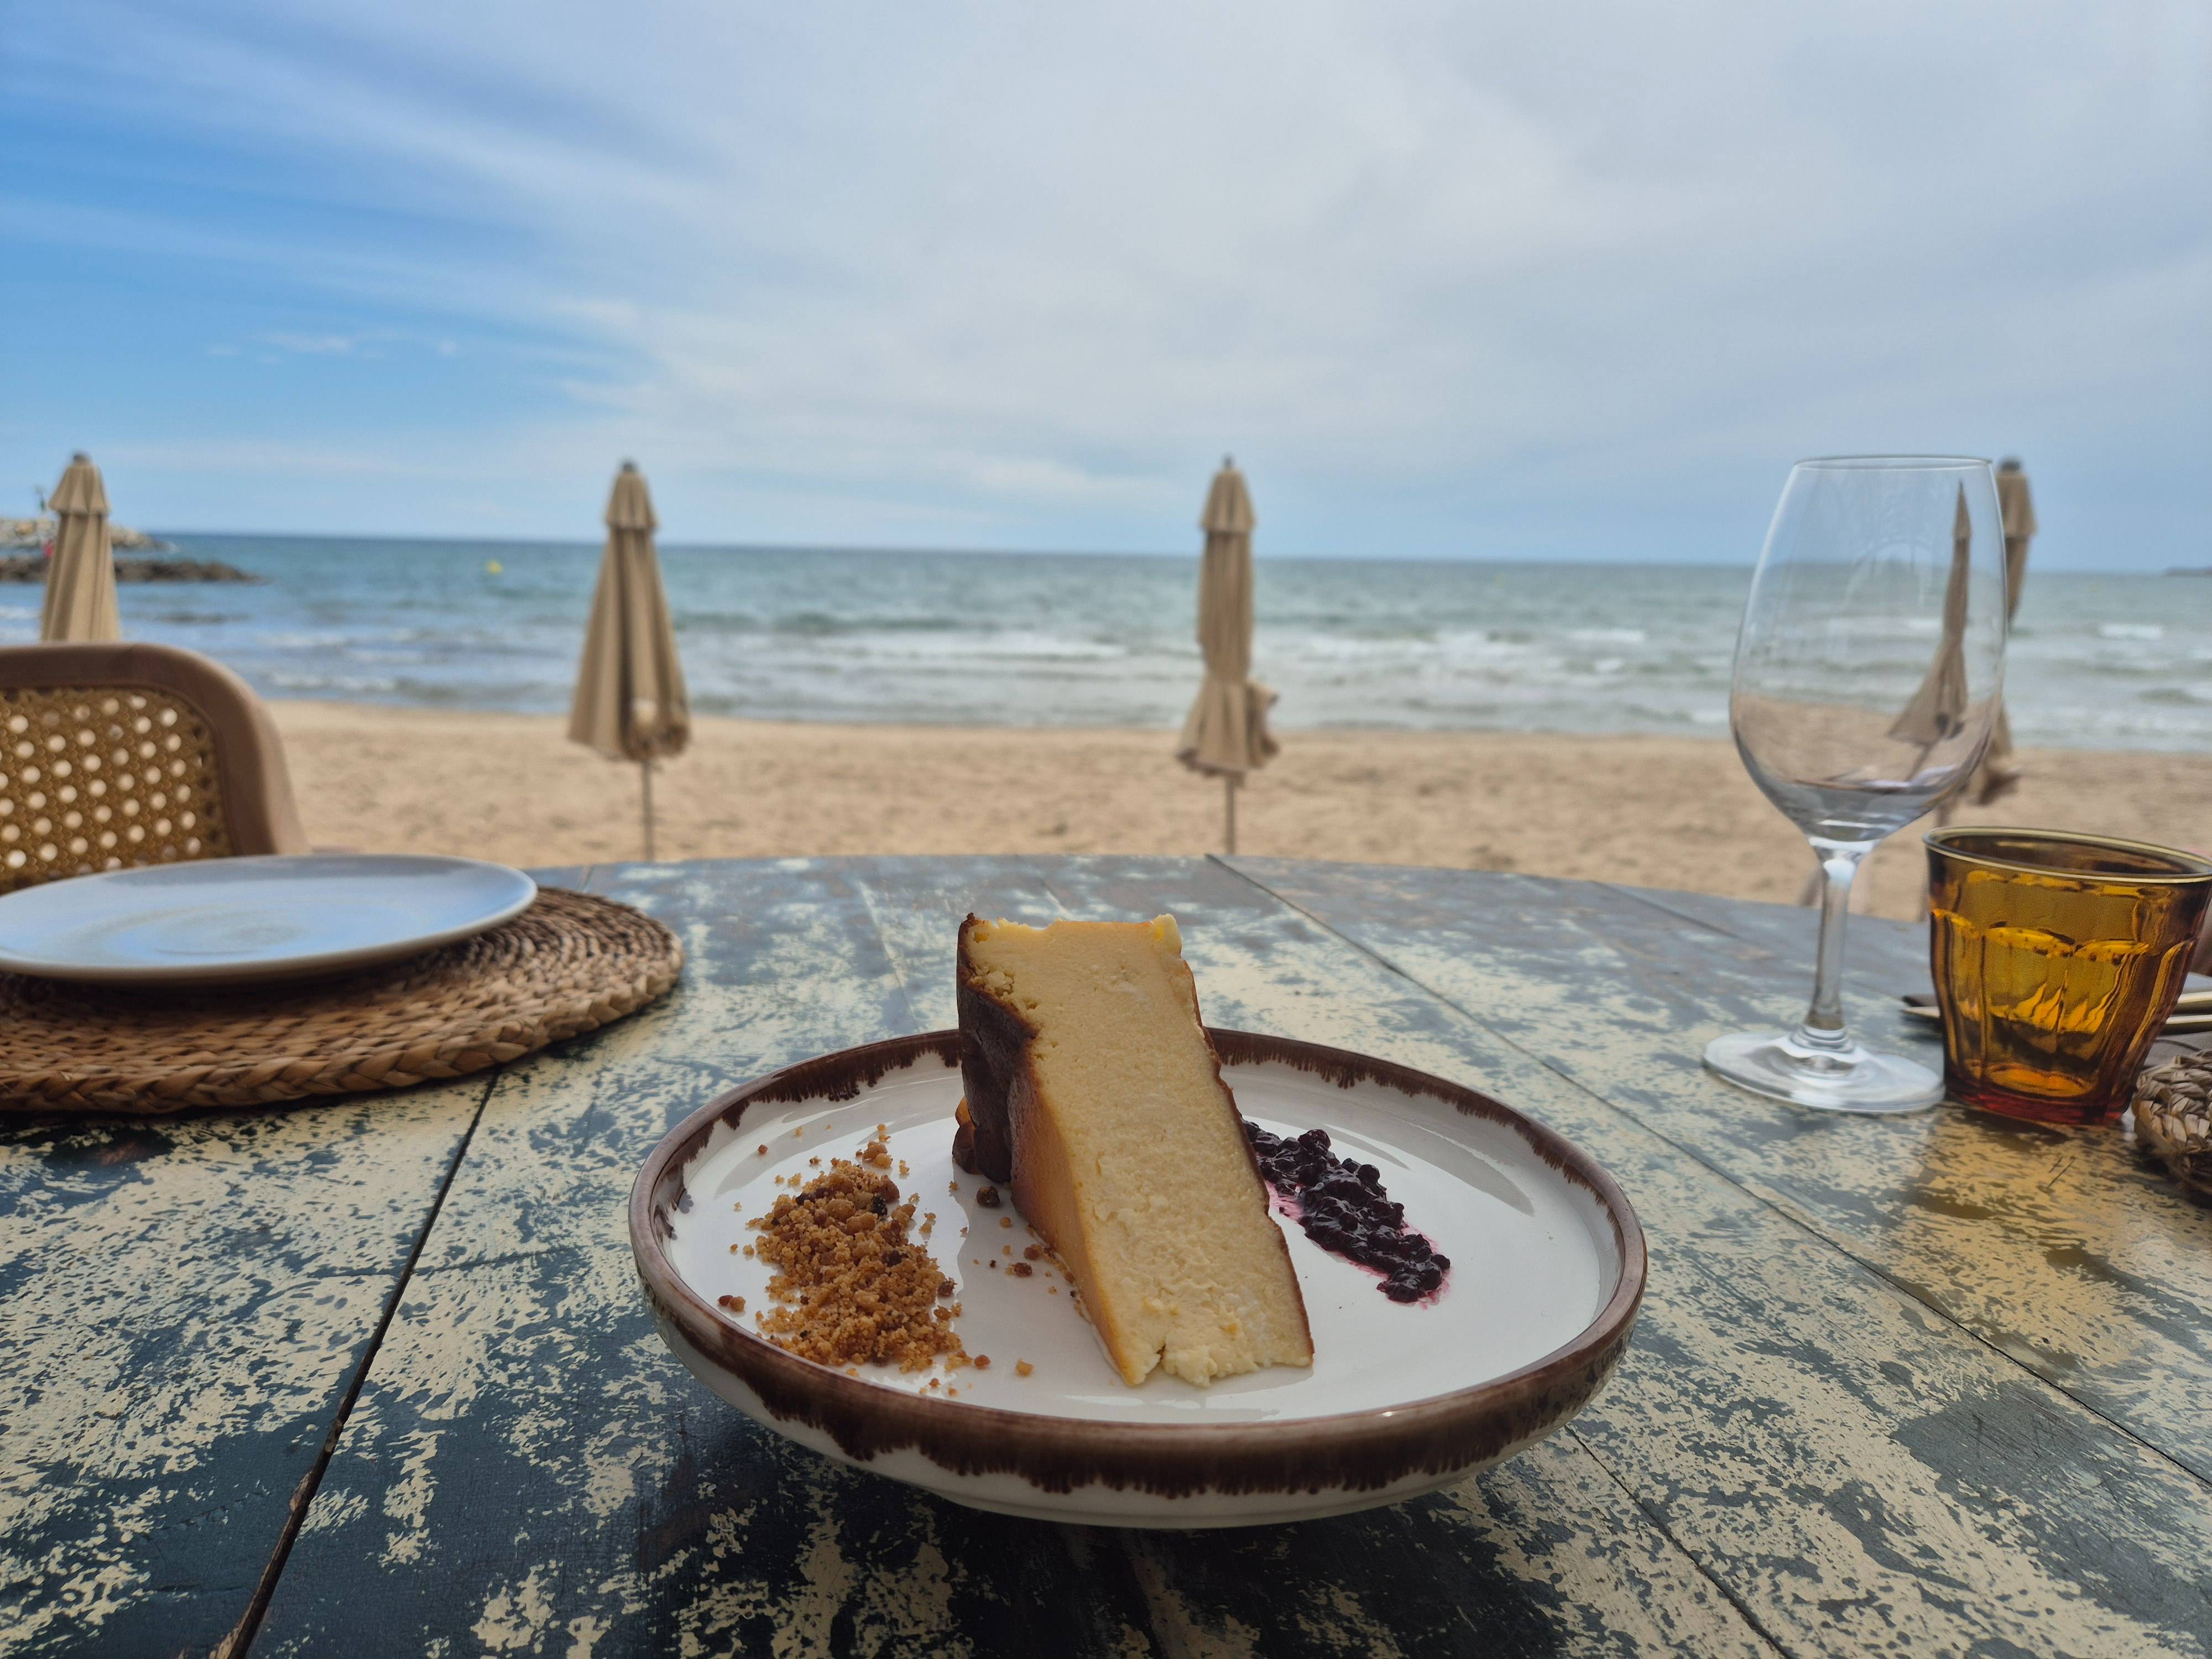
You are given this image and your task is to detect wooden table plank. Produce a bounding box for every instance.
[1226,859,2212,1485]
[1021,856,2206,1656]
[251,859,1171,1658]
[0,1083,487,1658]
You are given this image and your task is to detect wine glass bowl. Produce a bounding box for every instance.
[1706,457,2007,1114]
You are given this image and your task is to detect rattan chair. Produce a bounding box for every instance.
[0,642,306,894]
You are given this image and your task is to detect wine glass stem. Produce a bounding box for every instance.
[1797,839,1870,1051]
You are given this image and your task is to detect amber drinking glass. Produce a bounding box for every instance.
[1926,828,2212,1125]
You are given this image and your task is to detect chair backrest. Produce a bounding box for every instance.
[0,642,306,894]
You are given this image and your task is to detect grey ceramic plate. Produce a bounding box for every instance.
[632,1029,1645,1528]
[0,854,537,985]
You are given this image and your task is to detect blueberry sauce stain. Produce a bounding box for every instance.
[1244,1123,1448,1302]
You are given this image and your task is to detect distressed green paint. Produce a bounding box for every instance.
[0,1082,488,1657]
[11,857,2210,1656]
[0,865,589,1657]
[1229,858,2212,1483]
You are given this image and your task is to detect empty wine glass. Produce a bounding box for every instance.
[1705,456,2007,1114]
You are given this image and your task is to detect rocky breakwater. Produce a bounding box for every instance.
[0,555,258,582]
[0,520,256,583]
[3,515,175,552]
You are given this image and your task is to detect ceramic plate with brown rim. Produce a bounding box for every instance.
[630,1029,1644,1528]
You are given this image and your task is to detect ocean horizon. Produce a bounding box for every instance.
[3,533,2206,753]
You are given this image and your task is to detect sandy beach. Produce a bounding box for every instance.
[270,701,2212,924]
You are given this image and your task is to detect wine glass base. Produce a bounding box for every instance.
[1703,1029,1943,1116]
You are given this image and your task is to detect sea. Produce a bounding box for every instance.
[4,535,2208,752]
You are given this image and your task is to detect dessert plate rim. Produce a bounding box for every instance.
[629,1027,1646,1514]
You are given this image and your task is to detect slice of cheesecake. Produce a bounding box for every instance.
[953,912,1312,1386]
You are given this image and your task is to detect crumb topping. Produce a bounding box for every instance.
[747,1156,964,1371]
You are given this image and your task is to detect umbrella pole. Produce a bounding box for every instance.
[1223,774,1237,856]
[641,759,656,862]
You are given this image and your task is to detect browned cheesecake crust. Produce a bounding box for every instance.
[952,913,1024,1183]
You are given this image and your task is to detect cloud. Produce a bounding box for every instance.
[262,332,359,356]
[3,0,2207,559]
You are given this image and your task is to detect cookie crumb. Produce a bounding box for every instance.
[745,1155,963,1371]
[1009,1261,1034,1277]
[1015,1360,1034,1377]
[1023,1245,1042,1260]
[975,1186,1001,1208]
[758,1144,769,1156]
[974,1355,992,1369]
[999,1218,1013,1229]
[717,1294,746,1314]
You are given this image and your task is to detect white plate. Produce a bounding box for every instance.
[633,1030,1644,1527]
[0,854,537,985]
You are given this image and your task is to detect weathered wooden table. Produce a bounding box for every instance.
[6,857,2210,1658]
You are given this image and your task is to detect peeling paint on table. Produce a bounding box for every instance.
[8,858,2208,1657]
[1226,859,2212,1483]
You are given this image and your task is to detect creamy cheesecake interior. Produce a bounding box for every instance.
[957,914,1312,1386]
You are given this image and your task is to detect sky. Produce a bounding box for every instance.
[4,2,2208,567]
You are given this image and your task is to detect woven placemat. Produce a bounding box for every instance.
[0,886,682,1115]
[2134,1045,2212,1201]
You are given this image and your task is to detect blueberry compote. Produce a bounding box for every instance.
[1244,1123,1448,1302]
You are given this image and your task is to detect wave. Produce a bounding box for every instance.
[43,539,2202,751]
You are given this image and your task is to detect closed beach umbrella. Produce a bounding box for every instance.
[1881,484,1977,915]
[568,461,689,859]
[1971,458,2036,804]
[1888,484,1974,752]
[41,453,121,643]
[1176,457,1277,852]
